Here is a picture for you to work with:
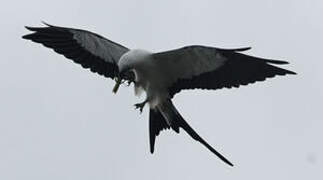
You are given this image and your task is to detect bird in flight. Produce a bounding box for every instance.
[23,23,296,166]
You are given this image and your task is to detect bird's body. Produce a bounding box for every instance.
[119,50,160,107]
[23,23,296,167]
[119,49,173,108]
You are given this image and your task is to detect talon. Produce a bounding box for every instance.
[127,81,131,86]
[134,102,145,113]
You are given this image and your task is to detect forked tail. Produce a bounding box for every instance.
[149,99,233,166]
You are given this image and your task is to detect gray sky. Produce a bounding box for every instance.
[1,0,322,179]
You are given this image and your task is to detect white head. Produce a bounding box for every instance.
[118,49,152,74]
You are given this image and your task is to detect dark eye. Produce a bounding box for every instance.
[120,67,129,75]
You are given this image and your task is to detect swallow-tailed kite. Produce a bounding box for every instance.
[23,23,296,166]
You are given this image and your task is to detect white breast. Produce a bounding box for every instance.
[119,49,169,108]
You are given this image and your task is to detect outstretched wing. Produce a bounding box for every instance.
[153,45,296,98]
[22,23,130,80]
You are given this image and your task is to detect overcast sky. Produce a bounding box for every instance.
[1,0,322,179]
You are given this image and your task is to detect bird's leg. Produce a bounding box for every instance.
[134,99,148,113]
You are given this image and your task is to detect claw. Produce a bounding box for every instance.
[134,102,146,113]
[126,80,132,86]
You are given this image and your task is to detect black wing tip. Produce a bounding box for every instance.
[286,70,297,75]
[265,59,290,65]
[270,64,297,76]
[24,26,38,31]
[24,21,54,31]
[22,34,31,40]
[41,21,53,27]
[217,47,252,52]
[22,22,61,40]
[22,27,40,40]
[22,31,38,40]
[234,47,252,52]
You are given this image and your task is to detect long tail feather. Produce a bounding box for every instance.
[157,99,234,166]
[149,109,170,153]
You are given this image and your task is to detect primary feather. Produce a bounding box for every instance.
[23,23,129,79]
